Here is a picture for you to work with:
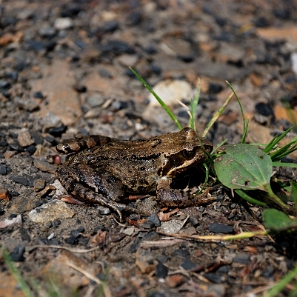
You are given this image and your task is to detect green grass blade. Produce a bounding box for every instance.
[264,127,293,154]
[272,162,297,168]
[129,67,182,130]
[226,81,248,143]
[235,189,267,206]
[2,250,34,297]
[189,86,200,130]
[289,283,297,297]
[267,265,297,297]
[242,119,249,144]
[203,92,233,137]
[210,139,228,155]
[270,143,297,161]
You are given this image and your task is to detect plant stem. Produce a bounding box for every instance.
[264,184,291,212]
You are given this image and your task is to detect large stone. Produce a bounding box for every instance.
[28,200,75,223]
[30,60,82,126]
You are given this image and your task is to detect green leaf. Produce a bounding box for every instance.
[214,144,272,190]
[263,209,293,230]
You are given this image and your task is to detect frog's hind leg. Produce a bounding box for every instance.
[56,135,114,154]
[57,166,125,221]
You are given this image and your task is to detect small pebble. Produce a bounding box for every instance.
[28,200,75,223]
[9,141,24,152]
[158,219,184,234]
[73,84,86,93]
[0,187,10,201]
[47,233,55,240]
[233,253,250,264]
[53,219,61,228]
[70,230,81,239]
[54,17,73,30]
[217,266,229,273]
[98,68,112,78]
[18,129,34,147]
[65,236,77,245]
[173,248,190,259]
[17,9,33,20]
[209,82,223,94]
[86,94,104,108]
[189,216,199,227]
[10,245,25,262]
[102,20,119,33]
[4,70,18,81]
[147,79,192,107]
[147,213,161,227]
[48,125,67,136]
[140,220,155,229]
[33,91,45,99]
[11,176,30,186]
[180,259,197,270]
[4,151,17,158]
[205,284,226,297]
[166,274,185,288]
[100,39,135,55]
[38,27,56,38]
[209,223,234,234]
[97,205,111,215]
[30,131,44,145]
[40,112,62,132]
[149,293,165,297]
[25,144,36,154]
[117,54,139,67]
[204,272,224,283]
[262,265,275,278]
[45,221,52,228]
[135,248,156,273]
[44,135,58,145]
[126,11,142,26]
[0,164,8,175]
[0,79,10,90]
[143,231,160,241]
[34,179,46,192]
[34,159,56,174]
[19,228,31,242]
[155,262,168,278]
[255,102,274,117]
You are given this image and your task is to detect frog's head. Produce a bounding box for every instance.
[159,128,213,178]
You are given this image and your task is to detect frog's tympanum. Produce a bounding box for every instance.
[56,128,213,220]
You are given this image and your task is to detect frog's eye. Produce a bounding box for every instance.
[182,149,195,159]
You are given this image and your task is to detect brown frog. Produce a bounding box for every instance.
[56,128,213,220]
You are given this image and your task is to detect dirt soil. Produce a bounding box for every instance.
[1,1,297,296]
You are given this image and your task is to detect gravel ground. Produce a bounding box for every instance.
[1,1,297,296]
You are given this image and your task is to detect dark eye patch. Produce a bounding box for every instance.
[182,149,196,159]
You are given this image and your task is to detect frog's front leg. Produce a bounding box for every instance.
[156,177,214,208]
[57,164,129,221]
